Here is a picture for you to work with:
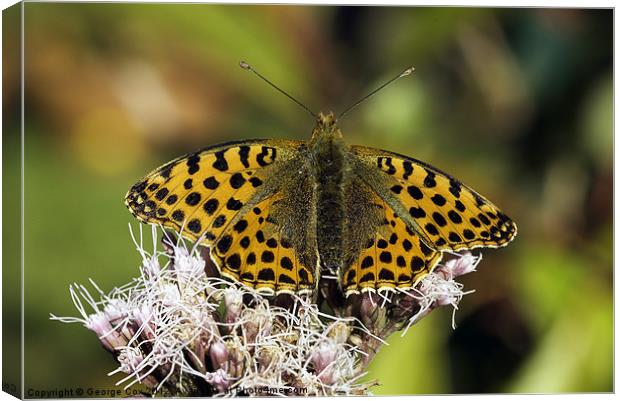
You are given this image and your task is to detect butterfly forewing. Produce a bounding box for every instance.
[125,140,316,294]
[350,145,517,253]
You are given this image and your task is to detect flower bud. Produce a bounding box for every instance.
[131,304,156,340]
[242,302,272,343]
[209,341,229,371]
[327,321,350,344]
[256,345,279,373]
[223,288,243,324]
[141,255,161,280]
[205,369,229,393]
[359,293,388,332]
[86,312,127,352]
[226,344,245,378]
[442,252,478,278]
[311,340,339,385]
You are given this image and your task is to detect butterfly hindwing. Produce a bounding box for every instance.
[210,194,316,295]
[342,180,441,295]
[125,139,316,294]
[350,145,517,252]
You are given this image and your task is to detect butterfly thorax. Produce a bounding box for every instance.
[309,112,348,275]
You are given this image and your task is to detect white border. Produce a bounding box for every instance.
[0,2,615,401]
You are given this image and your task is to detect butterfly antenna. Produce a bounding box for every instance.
[337,66,415,119]
[240,61,317,118]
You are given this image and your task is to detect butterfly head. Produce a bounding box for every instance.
[317,111,336,127]
[311,111,343,144]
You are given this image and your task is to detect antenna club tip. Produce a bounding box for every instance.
[239,61,251,70]
[400,66,416,77]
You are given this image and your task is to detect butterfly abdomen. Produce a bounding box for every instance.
[312,134,347,274]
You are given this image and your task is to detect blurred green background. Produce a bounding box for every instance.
[4,4,612,395]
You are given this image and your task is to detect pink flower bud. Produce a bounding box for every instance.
[209,341,229,371]
[131,304,156,340]
[311,341,339,384]
[86,312,127,352]
[443,252,478,278]
[360,293,388,331]
[205,369,229,393]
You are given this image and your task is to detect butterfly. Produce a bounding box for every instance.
[125,109,516,297]
[125,63,517,297]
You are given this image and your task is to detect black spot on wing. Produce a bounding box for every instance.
[226,254,241,271]
[409,207,426,218]
[361,256,374,269]
[185,192,201,206]
[378,157,397,174]
[213,215,227,228]
[402,160,413,180]
[233,219,248,233]
[431,194,446,206]
[423,169,437,188]
[278,274,296,285]
[379,251,392,263]
[213,150,229,171]
[407,186,423,200]
[238,146,251,168]
[187,153,200,175]
[448,210,462,224]
[449,179,462,198]
[187,219,201,234]
[258,268,275,281]
[432,212,447,227]
[172,210,185,222]
[226,198,243,211]
[203,199,219,215]
[230,173,245,189]
[411,256,425,271]
[257,146,276,166]
[378,269,395,281]
[280,257,293,270]
[298,269,311,285]
[261,250,275,263]
[391,185,403,194]
[203,176,219,190]
[132,180,148,194]
[217,235,233,254]
[360,272,375,283]
[155,188,169,200]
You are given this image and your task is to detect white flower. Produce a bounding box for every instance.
[223,288,243,324]
[52,225,376,396]
[311,340,339,384]
[402,252,478,332]
[441,251,481,279]
[52,224,486,396]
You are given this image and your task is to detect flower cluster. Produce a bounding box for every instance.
[52,225,480,396]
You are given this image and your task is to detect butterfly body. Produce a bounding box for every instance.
[309,112,348,276]
[126,112,516,296]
